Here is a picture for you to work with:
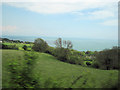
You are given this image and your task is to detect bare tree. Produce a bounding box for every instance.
[63,40,67,48]
[54,38,62,48]
[55,38,73,49]
[66,40,73,49]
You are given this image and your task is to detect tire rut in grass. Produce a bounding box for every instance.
[70,75,83,87]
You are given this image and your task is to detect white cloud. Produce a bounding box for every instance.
[88,10,115,20]
[101,19,118,26]
[3,0,118,14]
[2,0,118,24]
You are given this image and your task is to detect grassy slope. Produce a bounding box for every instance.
[2,50,118,88]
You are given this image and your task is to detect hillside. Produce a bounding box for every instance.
[2,50,118,88]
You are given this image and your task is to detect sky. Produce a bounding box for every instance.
[0,0,119,40]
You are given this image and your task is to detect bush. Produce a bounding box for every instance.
[54,48,68,62]
[45,46,55,55]
[23,45,27,50]
[32,38,48,52]
[67,55,83,65]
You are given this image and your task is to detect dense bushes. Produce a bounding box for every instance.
[44,43,96,67]
[94,47,119,70]
[45,46,96,66]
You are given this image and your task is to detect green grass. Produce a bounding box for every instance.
[3,42,33,50]
[2,49,118,88]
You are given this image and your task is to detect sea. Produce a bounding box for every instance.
[2,35,118,51]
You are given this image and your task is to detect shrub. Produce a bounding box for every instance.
[32,38,48,52]
[23,45,27,50]
[45,46,55,55]
[54,48,69,62]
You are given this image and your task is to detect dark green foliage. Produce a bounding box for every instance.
[54,48,69,62]
[67,56,78,64]
[32,38,48,52]
[95,47,119,70]
[91,61,99,68]
[45,46,55,55]
[2,44,18,50]
[23,45,27,50]
[67,55,84,65]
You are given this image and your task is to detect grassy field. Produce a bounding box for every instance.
[3,42,33,50]
[2,49,118,88]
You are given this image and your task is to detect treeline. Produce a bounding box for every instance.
[1,38,33,44]
[32,38,119,70]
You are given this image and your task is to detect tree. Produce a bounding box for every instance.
[54,38,73,49]
[23,45,27,50]
[32,38,48,52]
[54,38,73,61]
[95,47,119,70]
[54,38,62,48]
